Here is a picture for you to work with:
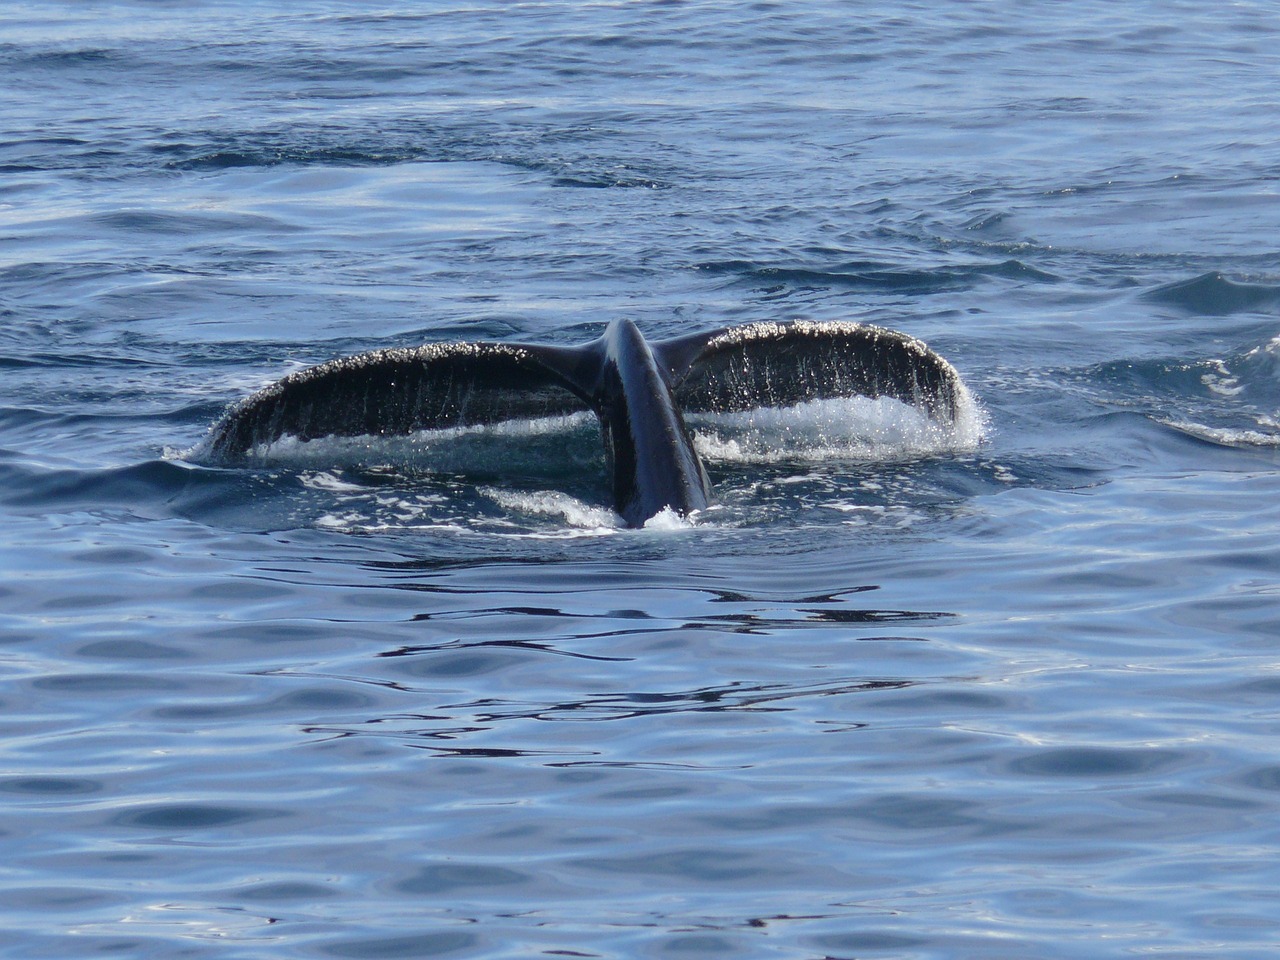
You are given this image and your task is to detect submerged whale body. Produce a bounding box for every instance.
[205,319,965,527]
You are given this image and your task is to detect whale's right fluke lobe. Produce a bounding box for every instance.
[656,320,962,422]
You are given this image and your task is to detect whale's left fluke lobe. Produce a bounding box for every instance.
[204,341,595,461]
[203,318,970,526]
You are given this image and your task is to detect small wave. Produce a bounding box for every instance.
[155,130,672,189]
[166,145,422,172]
[0,352,165,371]
[696,258,1057,293]
[1082,332,1280,451]
[1143,272,1280,315]
[549,170,665,190]
[1162,419,1280,447]
[0,457,210,513]
[1079,333,1280,408]
[15,47,122,68]
[1244,334,1280,371]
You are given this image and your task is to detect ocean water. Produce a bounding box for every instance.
[4,2,1280,957]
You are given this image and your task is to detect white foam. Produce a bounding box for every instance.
[315,510,367,530]
[1201,359,1243,397]
[299,470,367,492]
[992,463,1018,483]
[481,487,623,531]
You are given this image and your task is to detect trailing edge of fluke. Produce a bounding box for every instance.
[204,319,965,527]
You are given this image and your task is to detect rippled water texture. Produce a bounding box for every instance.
[4,2,1280,958]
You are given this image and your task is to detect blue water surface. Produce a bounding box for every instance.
[4,2,1280,957]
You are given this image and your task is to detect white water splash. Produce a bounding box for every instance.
[480,487,623,531]
[187,410,600,472]
[642,506,697,531]
[689,388,986,465]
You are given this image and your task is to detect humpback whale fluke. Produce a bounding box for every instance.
[204,319,965,527]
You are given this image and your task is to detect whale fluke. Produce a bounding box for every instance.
[203,319,965,526]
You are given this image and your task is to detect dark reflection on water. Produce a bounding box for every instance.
[302,675,921,746]
[463,676,917,721]
[399,602,952,634]
[380,638,633,663]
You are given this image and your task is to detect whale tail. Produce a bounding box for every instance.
[201,320,965,524]
[205,320,962,461]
